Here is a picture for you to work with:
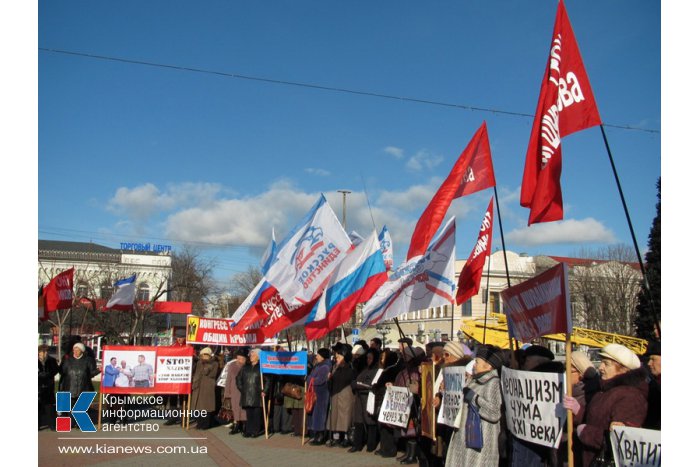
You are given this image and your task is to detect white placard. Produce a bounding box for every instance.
[377,385,413,428]
[610,426,661,467]
[437,366,466,428]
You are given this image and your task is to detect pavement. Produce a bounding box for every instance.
[39,421,403,467]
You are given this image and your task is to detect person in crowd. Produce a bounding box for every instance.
[373,348,403,458]
[370,337,383,351]
[309,348,333,445]
[349,347,381,453]
[58,342,99,427]
[394,344,425,465]
[398,336,413,354]
[191,347,219,429]
[576,343,649,467]
[351,344,368,374]
[102,357,120,388]
[327,344,356,447]
[132,354,154,387]
[222,348,247,435]
[38,344,60,430]
[445,344,504,467]
[237,348,272,438]
[271,374,293,434]
[561,350,597,466]
[284,373,306,436]
[643,340,661,430]
[115,360,133,388]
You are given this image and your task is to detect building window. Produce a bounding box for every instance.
[100,283,113,300]
[76,282,89,298]
[489,292,501,314]
[461,299,472,317]
[137,283,150,302]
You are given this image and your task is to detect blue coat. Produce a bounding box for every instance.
[309,359,332,432]
[103,363,120,387]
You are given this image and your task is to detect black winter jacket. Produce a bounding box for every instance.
[236,362,272,408]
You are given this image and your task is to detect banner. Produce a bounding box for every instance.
[100,345,194,395]
[610,426,661,467]
[500,263,571,342]
[420,362,436,440]
[185,315,277,346]
[437,365,466,428]
[152,301,192,314]
[259,351,308,376]
[501,367,566,448]
[378,385,413,428]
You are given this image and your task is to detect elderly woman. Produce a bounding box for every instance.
[222,348,248,435]
[191,347,219,429]
[237,348,272,438]
[38,345,60,430]
[327,344,356,447]
[445,344,503,467]
[349,347,381,453]
[576,344,648,466]
[373,348,403,458]
[393,345,426,465]
[309,348,333,445]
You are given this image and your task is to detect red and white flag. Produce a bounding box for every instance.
[455,198,494,305]
[44,268,75,312]
[520,0,601,225]
[406,122,495,260]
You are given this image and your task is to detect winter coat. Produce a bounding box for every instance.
[644,375,660,430]
[39,356,60,404]
[445,369,502,467]
[59,354,99,399]
[371,352,402,418]
[236,362,272,409]
[223,360,246,421]
[309,359,332,432]
[578,367,649,467]
[328,363,355,431]
[191,358,219,413]
[351,365,379,425]
[394,364,421,438]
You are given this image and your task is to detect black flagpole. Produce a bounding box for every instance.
[599,125,661,337]
[493,187,517,352]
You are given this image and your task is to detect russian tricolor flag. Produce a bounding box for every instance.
[105,274,137,311]
[305,231,388,340]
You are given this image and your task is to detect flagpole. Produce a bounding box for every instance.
[493,187,512,288]
[598,125,660,336]
[565,333,574,467]
[482,256,492,344]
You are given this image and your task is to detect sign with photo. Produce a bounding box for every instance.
[101,345,193,394]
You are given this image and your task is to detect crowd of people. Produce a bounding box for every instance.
[39,333,661,467]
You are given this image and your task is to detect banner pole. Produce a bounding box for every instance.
[302,380,307,446]
[482,255,492,344]
[598,125,660,336]
[565,333,574,467]
[493,187,512,289]
[261,371,269,439]
[97,391,103,431]
[186,393,191,430]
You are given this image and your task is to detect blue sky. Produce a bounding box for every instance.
[37,0,661,286]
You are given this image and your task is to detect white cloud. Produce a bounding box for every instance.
[506,218,617,246]
[406,149,443,172]
[383,146,404,159]
[304,168,331,177]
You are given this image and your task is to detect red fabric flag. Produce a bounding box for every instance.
[44,268,75,312]
[520,0,601,225]
[407,122,495,260]
[152,301,193,314]
[456,198,494,305]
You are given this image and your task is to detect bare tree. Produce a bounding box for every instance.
[231,265,262,298]
[169,246,219,316]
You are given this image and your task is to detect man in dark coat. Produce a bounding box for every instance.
[39,344,60,430]
[236,348,272,437]
[643,341,661,430]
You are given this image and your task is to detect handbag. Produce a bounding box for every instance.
[304,378,317,413]
[281,382,303,400]
[464,401,483,450]
[589,432,615,467]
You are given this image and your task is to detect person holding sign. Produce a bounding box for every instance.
[445,344,503,467]
[191,347,219,430]
[349,347,381,453]
[237,348,272,438]
[575,344,649,467]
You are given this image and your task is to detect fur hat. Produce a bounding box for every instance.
[523,345,555,361]
[644,340,661,357]
[443,340,465,359]
[317,348,331,360]
[73,342,86,352]
[599,344,640,370]
[398,336,413,346]
[571,350,594,374]
[352,344,367,356]
[199,347,213,356]
[475,344,503,371]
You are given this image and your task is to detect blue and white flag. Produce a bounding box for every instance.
[378,225,394,271]
[105,274,137,311]
[361,217,456,327]
[260,228,277,276]
[265,195,352,306]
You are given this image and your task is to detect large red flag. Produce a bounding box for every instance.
[456,198,494,305]
[520,0,601,225]
[407,122,495,260]
[44,268,75,312]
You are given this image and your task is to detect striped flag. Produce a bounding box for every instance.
[105,274,137,311]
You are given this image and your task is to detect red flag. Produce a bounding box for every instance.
[455,198,494,305]
[407,122,495,260]
[44,268,75,312]
[520,0,601,225]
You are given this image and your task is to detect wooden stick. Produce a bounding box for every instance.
[97,390,103,431]
[566,334,574,467]
[261,372,269,439]
[301,381,307,446]
[186,393,191,430]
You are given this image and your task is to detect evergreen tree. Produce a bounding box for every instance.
[634,178,661,340]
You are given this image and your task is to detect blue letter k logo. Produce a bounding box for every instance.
[56,392,97,432]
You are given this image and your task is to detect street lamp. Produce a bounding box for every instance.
[429,328,441,342]
[377,325,391,347]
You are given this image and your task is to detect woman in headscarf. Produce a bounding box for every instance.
[575,344,648,467]
[372,348,403,458]
[222,348,248,435]
[327,344,356,447]
[445,344,504,467]
[308,348,333,445]
[349,347,380,453]
[191,347,219,429]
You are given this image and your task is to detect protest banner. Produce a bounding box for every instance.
[185,315,277,346]
[500,263,571,342]
[610,426,661,467]
[366,369,383,415]
[259,351,307,376]
[378,385,413,428]
[437,365,466,428]
[100,345,194,394]
[501,367,566,448]
[420,362,436,439]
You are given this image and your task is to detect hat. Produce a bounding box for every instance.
[599,344,641,370]
[443,341,465,359]
[331,341,345,352]
[317,348,331,360]
[644,340,661,357]
[401,346,425,362]
[234,348,248,358]
[38,344,49,352]
[174,329,186,338]
[426,341,445,350]
[475,344,503,371]
[73,342,86,352]
[398,337,413,346]
[352,344,366,356]
[571,351,594,374]
[523,345,554,361]
[199,347,213,356]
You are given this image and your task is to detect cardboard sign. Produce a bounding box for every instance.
[501,263,571,342]
[101,345,194,394]
[420,362,436,439]
[437,366,466,428]
[610,426,661,467]
[378,386,413,428]
[185,314,277,346]
[366,369,384,415]
[259,351,307,375]
[501,367,566,448]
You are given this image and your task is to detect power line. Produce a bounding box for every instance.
[39,47,659,134]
